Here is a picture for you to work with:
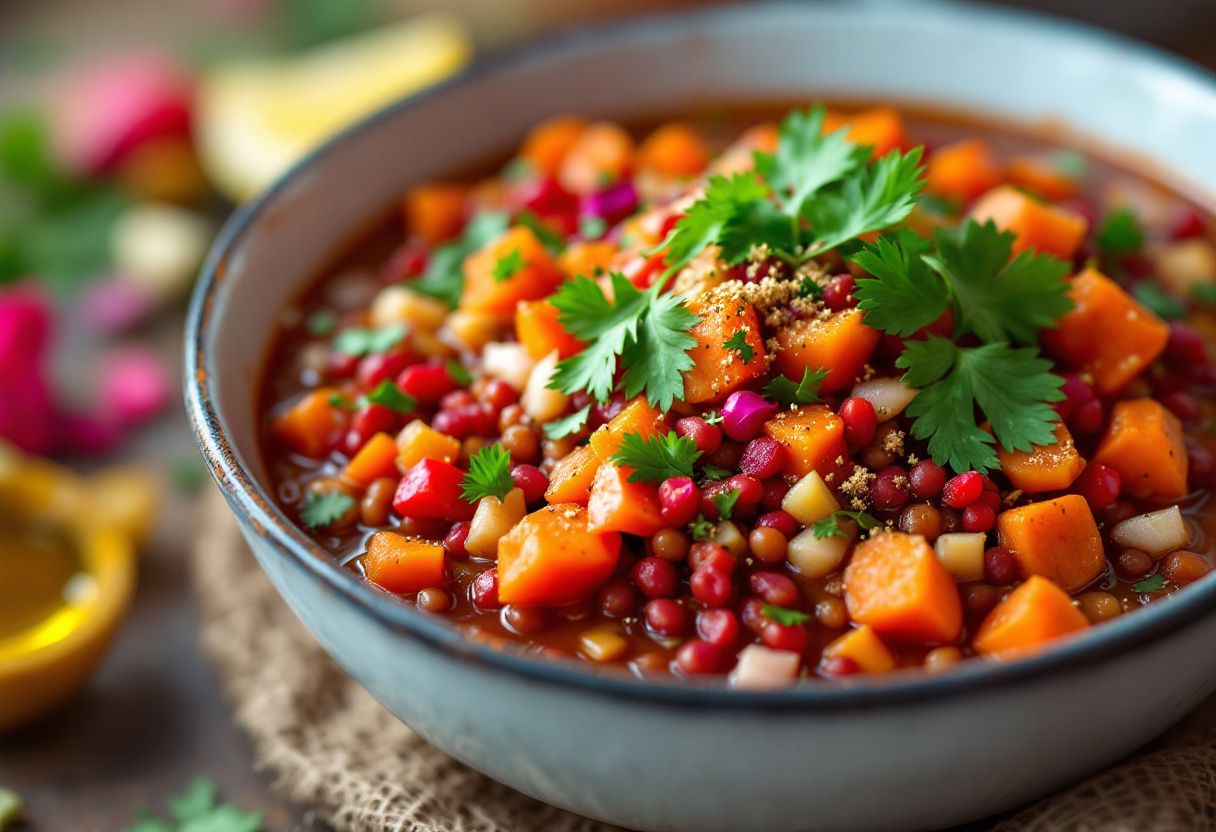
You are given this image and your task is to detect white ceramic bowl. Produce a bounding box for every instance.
[186,4,1216,830]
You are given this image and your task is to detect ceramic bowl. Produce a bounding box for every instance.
[186,4,1216,830]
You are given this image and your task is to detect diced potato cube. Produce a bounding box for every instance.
[579,623,628,662]
[444,309,501,351]
[714,520,747,557]
[1155,239,1216,296]
[787,523,856,578]
[730,645,801,690]
[370,285,448,331]
[482,342,535,391]
[849,377,918,422]
[522,350,568,422]
[1110,506,1188,557]
[781,471,840,526]
[934,533,987,582]
[465,488,526,558]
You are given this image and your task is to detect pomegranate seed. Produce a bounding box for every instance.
[1161,391,1199,422]
[697,608,741,650]
[984,547,1019,585]
[382,238,430,281]
[740,596,767,633]
[397,363,457,402]
[978,489,1002,512]
[739,436,788,479]
[870,465,911,511]
[749,571,800,607]
[725,474,763,517]
[440,390,476,410]
[1069,398,1105,437]
[823,274,858,311]
[704,439,743,470]
[1103,500,1138,527]
[432,403,495,438]
[659,476,701,526]
[840,397,878,448]
[820,656,860,677]
[1075,462,1122,509]
[760,479,790,512]
[689,542,734,574]
[961,503,996,533]
[942,471,983,509]
[1166,323,1208,366]
[644,598,688,635]
[444,521,471,558]
[675,639,724,675]
[1052,372,1094,421]
[599,579,639,619]
[755,510,799,538]
[909,460,947,499]
[1169,208,1206,240]
[356,350,413,390]
[327,351,359,379]
[510,463,549,503]
[675,416,723,454]
[480,379,519,411]
[761,620,810,653]
[690,566,733,607]
[631,556,679,599]
[470,568,500,609]
[351,403,397,438]
[1189,444,1215,487]
[588,394,626,429]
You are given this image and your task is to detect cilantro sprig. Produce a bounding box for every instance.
[723,329,755,363]
[492,247,525,282]
[544,404,591,440]
[812,510,881,540]
[611,431,702,483]
[548,272,699,410]
[122,777,262,832]
[300,490,355,529]
[460,443,515,503]
[711,489,741,520]
[333,324,405,357]
[410,211,509,307]
[760,604,811,626]
[763,367,828,405]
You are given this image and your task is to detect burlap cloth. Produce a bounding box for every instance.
[192,490,1216,832]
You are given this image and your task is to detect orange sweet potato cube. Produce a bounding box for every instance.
[1091,399,1189,499]
[997,421,1086,494]
[460,226,565,315]
[973,576,1089,657]
[969,185,1087,259]
[497,504,621,605]
[773,309,880,394]
[682,296,768,404]
[996,495,1105,592]
[763,405,848,478]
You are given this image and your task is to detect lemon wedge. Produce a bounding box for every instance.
[196,14,471,202]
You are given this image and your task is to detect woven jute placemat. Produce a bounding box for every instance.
[192,489,1216,832]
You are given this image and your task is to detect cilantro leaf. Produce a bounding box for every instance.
[122,777,263,832]
[332,324,405,357]
[444,358,473,386]
[700,464,732,481]
[1192,283,1216,308]
[516,210,566,254]
[1096,206,1144,255]
[169,779,216,821]
[460,443,514,503]
[544,404,591,440]
[579,214,607,241]
[662,172,790,273]
[305,309,337,336]
[689,515,715,541]
[754,106,866,220]
[924,220,1073,345]
[300,490,355,529]
[411,211,509,307]
[812,510,881,540]
[1133,282,1185,321]
[760,604,811,626]
[803,146,924,255]
[723,329,755,363]
[1133,573,1167,593]
[363,380,417,414]
[763,367,829,405]
[492,247,525,282]
[898,337,1064,473]
[619,289,700,410]
[853,230,949,337]
[711,488,740,520]
[611,431,702,483]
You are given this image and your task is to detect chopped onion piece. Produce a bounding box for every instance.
[1110,506,1188,557]
[730,644,801,690]
[849,377,918,422]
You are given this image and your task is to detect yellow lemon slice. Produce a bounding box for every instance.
[197,14,472,202]
[0,448,143,732]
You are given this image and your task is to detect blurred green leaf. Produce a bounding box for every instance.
[277,0,376,49]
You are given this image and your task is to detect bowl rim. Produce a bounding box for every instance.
[186,0,1216,711]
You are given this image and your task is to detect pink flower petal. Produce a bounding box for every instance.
[76,276,157,335]
[99,347,172,427]
[0,285,52,379]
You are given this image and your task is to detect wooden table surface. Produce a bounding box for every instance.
[0,1,1214,830]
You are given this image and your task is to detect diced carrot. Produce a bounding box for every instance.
[396,419,461,469]
[558,240,618,278]
[515,299,584,360]
[587,463,665,536]
[544,444,600,505]
[361,531,446,594]
[403,183,468,246]
[557,121,634,195]
[587,398,668,460]
[460,226,565,316]
[682,296,768,404]
[825,107,907,157]
[925,140,1003,202]
[763,405,848,478]
[822,625,896,674]
[710,122,778,175]
[1092,399,1189,499]
[497,503,622,605]
[996,421,1086,494]
[843,531,963,644]
[773,309,880,393]
[968,184,1087,259]
[1004,156,1077,202]
[1042,268,1169,395]
[519,116,588,177]
[637,122,710,178]
[343,432,399,485]
[996,494,1105,592]
[270,388,345,458]
[973,575,1089,657]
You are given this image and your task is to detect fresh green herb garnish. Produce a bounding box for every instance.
[1050,150,1088,179]
[444,358,473,386]
[611,430,702,483]
[918,193,962,217]
[1133,573,1167,593]
[516,210,566,254]
[812,510,881,540]
[703,411,724,425]
[1192,283,1216,307]
[363,380,417,414]
[300,490,355,529]
[543,404,592,440]
[548,272,699,410]
[723,329,756,363]
[411,211,510,307]
[1095,206,1145,256]
[711,488,740,521]
[689,515,715,541]
[797,275,823,298]
[700,464,732,481]
[328,392,352,409]
[491,247,525,282]
[579,214,608,241]
[1133,282,1186,321]
[305,309,338,336]
[122,777,262,832]
[332,324,406,357]
[460,443,515,503]
[760,604,811,626]
[763,367,829,406]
